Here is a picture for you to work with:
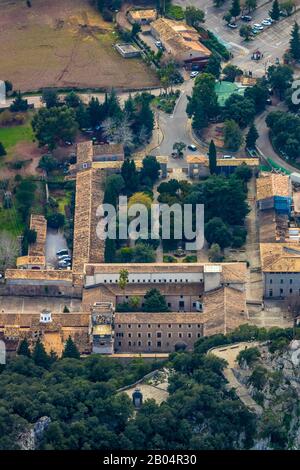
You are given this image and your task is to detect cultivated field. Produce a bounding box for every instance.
[0,0,159,92]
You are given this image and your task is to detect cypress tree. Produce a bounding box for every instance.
[0,142,6,157]
[208,139,217,174]
[230,0,241,19]
[270,0,280,21]
[32,339,50,368]
[290,22,300,61]
[246,122,259,149]
[62,336,80,359]
[17,338,31,358]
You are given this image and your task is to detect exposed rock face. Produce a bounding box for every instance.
[232,341,300,449]
[18,416,51,450]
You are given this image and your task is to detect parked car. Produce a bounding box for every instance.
[190,71,199,78]
[241,15,252,22]
[188,144,197,151]
[155,40,163,49]
[56,249,69,258]
[253,23,264,30]
[227,23,238,29]
[251,28,259,34]
[223,155,233,159]
[266,98,272,105]
[262,19,272,26]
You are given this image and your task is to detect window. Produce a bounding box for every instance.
[128,333,132,338]
[147,341,151,347]
[270,279,272,284]
[179,333,182,338]
[179,324,182,328]
[147,333,151,338]
[157,341,161,348]
[198,324,201,328]
[168,303,171,307]
[138,324,141,328]
[168,333,172,338]
[188,333,192,338]
[128,341,132,347]
[280,288,283,295]
[138,333,141,338]
[138,341,141,347]
[157,324,160,328]
[157,332,162,338]
[269,289,273,297]
[118,341,122,346]
[168,324,172,328]
[148,324,151,328]
[290,279,293,284]
[290,288,293,294]
[118,324,121,328]
[188,324,191,328]
[193,302,196,308]
[197,333,201,338]
[128,324,131,328]
[280,279,283,284]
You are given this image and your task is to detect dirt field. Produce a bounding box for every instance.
[0,0,159,92]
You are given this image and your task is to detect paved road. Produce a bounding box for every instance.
[153,79,197,167]
[255,102,299,173]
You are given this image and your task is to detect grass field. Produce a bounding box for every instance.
[0,121,34,150]
[0,0,159,92]
[0,207,24,236]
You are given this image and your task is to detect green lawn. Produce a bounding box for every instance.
[0,121,34,150]
[0,207,24,236]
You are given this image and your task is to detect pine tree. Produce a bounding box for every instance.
[208,139,217,174]
[62,336,80,359]
[230,0,241,19]
[270,0,280,20]
[290,22,300,61]
[246,122,259,149]
[32,339,50,368]
[0,142,6,157]
[17,338,31,358]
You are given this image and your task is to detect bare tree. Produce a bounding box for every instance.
[0,231,19,272]
[114,116,134,149]
[102,117,117,141]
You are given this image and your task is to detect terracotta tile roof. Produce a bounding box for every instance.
[85,262,247,281]
[5,269,73,282]
[217,158,259,167]
[151,18,211,58]
[187,155,208,165]
[186,156,259,167]
[260,243,300,272]
[76,141,94,164]
[115,312,205,324]
[128,9,157,21]
[256,174,291,201]
[0,313,90,328]
[28,214,47,257]
[93,143,124,157]
[72,168,105,273]
[16,256,46,268]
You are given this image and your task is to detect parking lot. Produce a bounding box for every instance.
[177,0,300,75]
